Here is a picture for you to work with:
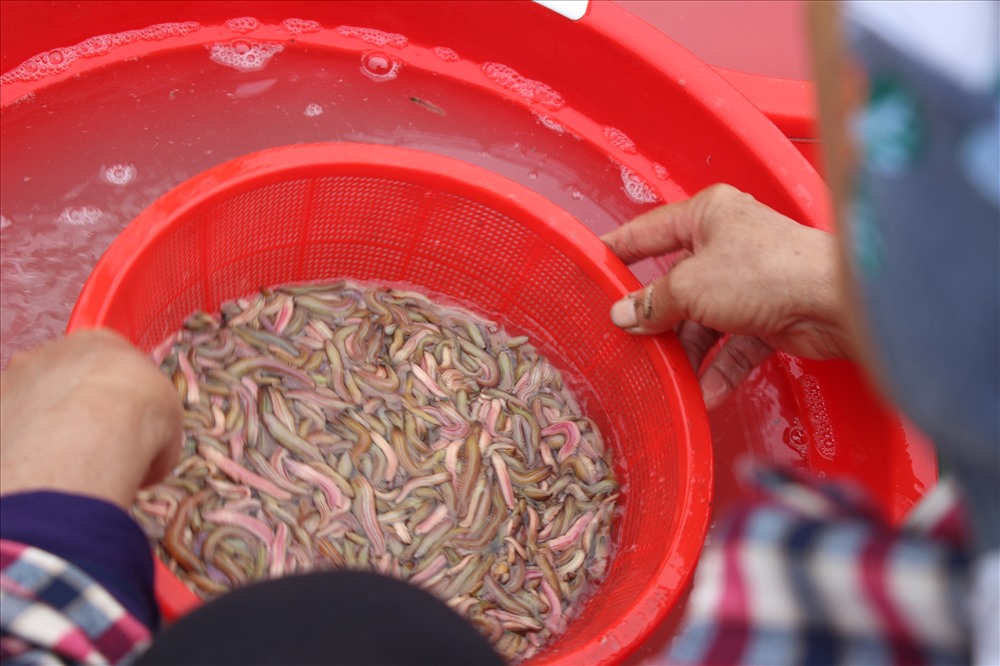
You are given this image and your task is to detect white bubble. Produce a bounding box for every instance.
[570,187,583,201]
[604,127,637,154]
[532,111,567,134]
[57,206,106,226]
[208,40,283,72]
[1,48,77,84]
[1,23,200,84]
[360,52,400,82]
[784,417,810,457]
[102,163,137,185]
[482,62,564,110]
[225,17,260,34]
[140,22,201,41]
[283,18,322,35]
[434,46,459,61]
[652,162,669,179]
[0,215,11,230]
[337,25,408,48]
[799,375,836,459]
[5,91,36,108]
[304,103,324,117]
[619,166,660,204]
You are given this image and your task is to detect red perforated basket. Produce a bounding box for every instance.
[67,143,712,665]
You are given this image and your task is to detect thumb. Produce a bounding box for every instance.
[698,335,774,410]
[609,269,691,335]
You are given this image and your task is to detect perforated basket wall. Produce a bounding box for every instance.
[70,144,711,665]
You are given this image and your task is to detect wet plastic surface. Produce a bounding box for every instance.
[614,0,821,170]
[1,1,937,662]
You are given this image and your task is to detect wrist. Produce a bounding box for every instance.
[790,226,856,360]
[0,416,152,509]
[1,467,141,510]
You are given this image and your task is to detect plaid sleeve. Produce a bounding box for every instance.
[1,540,152,664]
[668,465,971,666]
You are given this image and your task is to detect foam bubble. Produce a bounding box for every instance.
[360,52,400,82]
[1,22,201,84]
[6,91,36,107]
[225,17,260,34]
[799,375,836,459]
[338,25,408,48]
[140,22,201,41]
[604,126,637,154]
[304,103,324,117]
[652,162,669,179]
[569,187,583,201]
[783,417,810,458]
[57,206,106,226]
[482,62,565,110]
[1,48,78,84]
[208,40,283,72]
[102,163,137,185]
[75,35,112,58]
[619,166,660,204]
[532,111,567,134]
[283,18,322,35]
[433,46,459,61]
[0,215,11,230]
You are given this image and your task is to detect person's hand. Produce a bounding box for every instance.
[602,184,854,409]
[1,329,182,509]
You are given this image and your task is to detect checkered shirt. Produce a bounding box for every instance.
[668,465,971,665]
[1,539,151,664]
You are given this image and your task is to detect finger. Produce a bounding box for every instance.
[698,335,774,410]
[600,197,702,265]
[609,265,693,335]
[675,321,722,372]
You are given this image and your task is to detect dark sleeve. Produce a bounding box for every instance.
[0,490,160,629]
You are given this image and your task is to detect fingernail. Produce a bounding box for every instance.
[700,371,728,410]
[610,298,638,328]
